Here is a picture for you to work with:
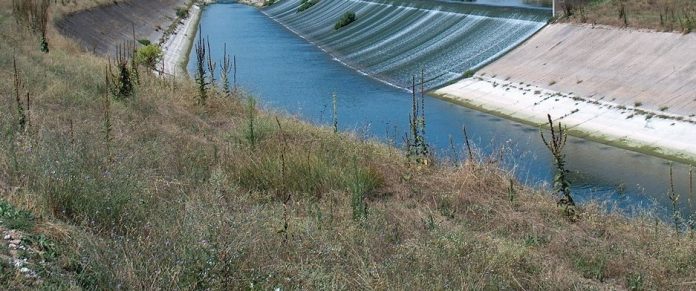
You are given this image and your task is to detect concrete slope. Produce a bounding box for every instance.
[479,23,696,115]
[435,23,696,162]
[56,0,187,56]
[263,0,549,89]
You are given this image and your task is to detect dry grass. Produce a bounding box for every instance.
[560,0,696,32]
[0,0,695,289]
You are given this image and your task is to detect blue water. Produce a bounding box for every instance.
[189,2,696,220]
[263,0,549,88]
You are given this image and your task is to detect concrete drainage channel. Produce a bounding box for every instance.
[56,0,189,56]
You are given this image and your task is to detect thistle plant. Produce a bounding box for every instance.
[405,72,430,165]
[332,92,338,133]
[194,28,208,105]
[206,38,216,88]
[221,43,232,96]
[540,114,574,209]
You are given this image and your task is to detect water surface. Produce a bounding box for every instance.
[189,3,696,220]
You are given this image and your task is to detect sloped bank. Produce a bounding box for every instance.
[56,0,188,56]
[436,23,696,163]
[263,0,550,89]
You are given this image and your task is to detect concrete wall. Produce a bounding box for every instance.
[56,0,188,56]
[479,23,696,116]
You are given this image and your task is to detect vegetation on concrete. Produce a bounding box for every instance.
[560,0,696,32]
[176,6,189,19]
[334,11,357,30]
[1,0,696,289]
[297,0,319,12]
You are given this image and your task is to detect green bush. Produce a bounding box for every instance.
[297,0,319,12]
[335,11,357,30]
[0,199,34,231]
[176,7,189,19]
[135,44,163,70]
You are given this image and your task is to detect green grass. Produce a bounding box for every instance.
[0,1,695,289]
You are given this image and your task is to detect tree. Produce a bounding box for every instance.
[135,44,163,70]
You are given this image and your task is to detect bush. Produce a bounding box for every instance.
[176,7,189,19]
[335,11,357,30]
[297,0,319,12]
[135,44,163,70]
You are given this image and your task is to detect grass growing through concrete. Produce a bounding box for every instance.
[0,1,696,289]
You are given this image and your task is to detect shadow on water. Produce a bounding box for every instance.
[189,2,695,221]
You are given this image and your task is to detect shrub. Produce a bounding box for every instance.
[135,44,163,70]
[0,199,34,231]
[335,11,357,30]
[297,0,319,12]
[176,7,189,19]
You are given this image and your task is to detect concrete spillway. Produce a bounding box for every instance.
[263,0,550,89]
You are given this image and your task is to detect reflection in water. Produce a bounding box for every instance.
[189,3,694,221]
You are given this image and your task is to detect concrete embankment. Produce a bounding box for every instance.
[56,0,188,56]
[160,5,202,77]
[436,23,696,162]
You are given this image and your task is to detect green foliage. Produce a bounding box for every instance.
[406,74,430,165]
[350,157,372,221]
[263,0,278,6]
[176,6,189,19]
[135,44,163,70]
[105,44,136,99]
[575,255,607,282]
[40,35,49,53]
[332,92,338,133]
[0,200,34,231]
[334,11,357,30]
[30,138,146,234]
[246,96,257,149]
[116,62,134,98]
[12,0,50,53]
[626,272,644,290]
[297,0,319,12]
[463,70,475,78]
[13,57,27,132]
[540,114,575,214]
[137,39,151,46]
[194,31,208,105]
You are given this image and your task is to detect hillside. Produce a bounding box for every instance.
[559,0,696,32]
[0,0,695,289]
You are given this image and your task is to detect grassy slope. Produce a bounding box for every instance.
[1,1,696,289]
[561,0,696,32]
